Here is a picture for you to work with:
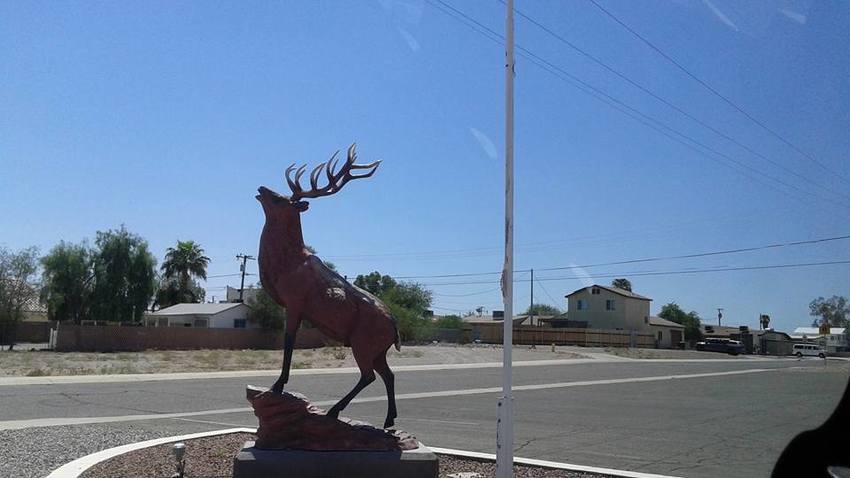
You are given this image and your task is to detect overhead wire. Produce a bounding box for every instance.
[427,0,850,212]
[421,259,850,287]
[500,0,850,202]
[586,0,850,185]
[381,233,850,279]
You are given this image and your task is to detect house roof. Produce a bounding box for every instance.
[152,302,249,316]
[648,316,685,328]
[791,326,846,336]
[565,284,651,301]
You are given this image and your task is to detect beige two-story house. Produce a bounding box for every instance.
[565,284,684,348]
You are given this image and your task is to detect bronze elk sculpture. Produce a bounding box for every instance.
[255,144,401,429]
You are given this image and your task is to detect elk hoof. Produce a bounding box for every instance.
[270,382,284,394]
[383,418,395,429]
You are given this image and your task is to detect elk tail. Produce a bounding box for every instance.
[392,316,401,351]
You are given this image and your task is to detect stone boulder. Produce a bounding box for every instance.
[246,385,418,452]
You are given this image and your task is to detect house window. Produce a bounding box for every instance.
[234,319,247,329]
[193,318,208,328]
[591,288,600,295]
[606,299,616,311]
[577,299,588,310]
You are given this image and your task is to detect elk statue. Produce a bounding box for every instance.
[255,144,400,429]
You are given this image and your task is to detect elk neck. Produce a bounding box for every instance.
[260,212,310,270]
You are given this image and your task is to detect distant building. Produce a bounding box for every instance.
[146,303,253,329]
[702,325,793,355]
[564,284,683,348]
[790,327,848,353]
[21,295,48,323]
[755,330,793,356]
[226,285,259,304]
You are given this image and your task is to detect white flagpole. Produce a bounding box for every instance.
[496,0,515,476]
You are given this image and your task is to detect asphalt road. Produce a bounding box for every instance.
[1,356,847,478]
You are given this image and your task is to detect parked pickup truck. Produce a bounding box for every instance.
[695,338,745,355]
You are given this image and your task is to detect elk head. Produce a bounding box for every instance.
[256,143,381,221]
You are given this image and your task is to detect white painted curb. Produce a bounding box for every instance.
[46,427,681,478]
[45,427,255,478]
[431,446,683,478]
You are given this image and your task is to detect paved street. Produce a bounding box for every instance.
[1,356,847,478]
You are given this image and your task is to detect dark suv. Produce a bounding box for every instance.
[696,338,745,355]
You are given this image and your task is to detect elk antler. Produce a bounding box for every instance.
[285,144,381,201]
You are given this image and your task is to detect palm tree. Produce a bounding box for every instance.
[160,240,209,304]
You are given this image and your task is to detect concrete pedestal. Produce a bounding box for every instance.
[233,441,439,478]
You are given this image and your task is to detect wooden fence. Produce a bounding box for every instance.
[468,323,655,348]
[55,324,331,352]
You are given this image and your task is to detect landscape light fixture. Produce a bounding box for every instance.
[171,442,186,478]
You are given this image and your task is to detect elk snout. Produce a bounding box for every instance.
[256,186,278,202]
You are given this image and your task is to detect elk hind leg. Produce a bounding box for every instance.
[327,345,376,419]
[374,352,397,428]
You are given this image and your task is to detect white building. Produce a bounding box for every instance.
[226,285,259,304]
[146,303,254,329]
[790,326,848,353]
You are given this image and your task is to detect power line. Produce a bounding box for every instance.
[502,0,850,202]
[381,233,850,280]
[427,0,850,212]
[206,273,255,279]
[420,259,850,286]
[432,286,502,297]
[534,275,560,306]
[536,234,850,272]
[586,0,850,185]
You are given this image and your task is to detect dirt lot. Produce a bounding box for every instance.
[0,344,588,377]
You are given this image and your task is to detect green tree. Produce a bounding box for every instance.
[155,277,205,309]
[809,296,849,327]
[0,247,40,349]
[525,303,562,316]
[658,302,702,342]
[435,314,464,329]
[611,278,632,291]
[159,240,210,305]
[353,271,432,341]
[41,242,92,323]
[353,271,397,296]
[88,227,157,323]
[247,287,287,330]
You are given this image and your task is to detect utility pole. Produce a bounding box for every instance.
[717,308,723,326]
[497,0,515,475]
[529,269,534,325]
[236,254,256,302]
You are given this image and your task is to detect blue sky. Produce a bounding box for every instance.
[1,0,848,332]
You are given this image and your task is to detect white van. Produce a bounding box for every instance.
[792,343,826,358]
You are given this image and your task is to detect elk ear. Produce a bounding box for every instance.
[294,201,309,212]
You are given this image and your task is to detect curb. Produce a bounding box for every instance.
[45,427,255,478]
[431,446,682,478]
[46,428,681,478]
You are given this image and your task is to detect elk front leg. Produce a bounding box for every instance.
[271,314,301,394]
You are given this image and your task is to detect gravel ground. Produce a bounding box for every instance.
[0,421,234,478]
[79,432,610,478]
[0,424,165,478]
[0,344,588,377]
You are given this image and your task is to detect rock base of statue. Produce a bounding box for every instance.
[244,385,418,451]
[236,386,437,477]
[233,441,439,478]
